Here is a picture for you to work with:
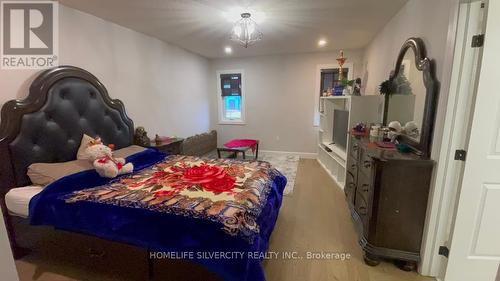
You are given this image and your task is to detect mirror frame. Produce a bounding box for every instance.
[384,37,439,158]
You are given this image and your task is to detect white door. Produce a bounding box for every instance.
[444,1,500,280]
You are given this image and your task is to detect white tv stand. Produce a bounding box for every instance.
[317,95,383,189]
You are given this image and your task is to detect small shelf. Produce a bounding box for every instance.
[320,96,351,100]
[321,141,347,161]
[318,144,346,168]
[317,158,345,189]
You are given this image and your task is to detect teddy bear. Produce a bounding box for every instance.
[84,138,134,178]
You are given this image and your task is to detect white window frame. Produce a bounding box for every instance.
[216,69,246,125]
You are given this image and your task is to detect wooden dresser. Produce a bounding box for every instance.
[346,134,434,268]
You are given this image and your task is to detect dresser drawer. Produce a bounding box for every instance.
[349,137,360,159]
[356,173,373,204]
[345,172,356,204]
[347,156,358,180]
[359,148,374,177]
[355,192,369,215]
[354,193,370,233]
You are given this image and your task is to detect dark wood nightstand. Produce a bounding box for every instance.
[147,138,184,155]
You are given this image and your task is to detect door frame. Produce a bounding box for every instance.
[419,0,487,277]
[443,0,500,278]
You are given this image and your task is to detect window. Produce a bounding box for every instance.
[313,64,353,126]
[217,70,245,124]
[224,95,241,119]
[320,68,349,96]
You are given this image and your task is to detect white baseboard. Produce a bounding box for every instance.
[259,150,318,159]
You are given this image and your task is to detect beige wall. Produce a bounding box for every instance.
[209,50,364,153]
[0,5,211,138]
[363,0,452,96]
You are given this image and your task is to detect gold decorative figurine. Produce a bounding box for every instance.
[336,50,347,81]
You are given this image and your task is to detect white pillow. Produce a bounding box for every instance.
[76,134,96,160]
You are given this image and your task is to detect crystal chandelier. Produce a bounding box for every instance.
[230,13,263,48]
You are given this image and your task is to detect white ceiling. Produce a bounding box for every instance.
[59,0,408,58]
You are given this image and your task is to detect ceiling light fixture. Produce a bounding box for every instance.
[224,46,233,54]
[318,39,327,47]
[230,13,263,48]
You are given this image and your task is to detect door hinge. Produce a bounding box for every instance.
[439,246,450,258]
[454,149,467,161]
[472,34,485,48]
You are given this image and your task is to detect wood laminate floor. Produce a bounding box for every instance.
[14,159,435,281]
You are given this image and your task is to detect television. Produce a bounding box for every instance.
[332,109,349,150]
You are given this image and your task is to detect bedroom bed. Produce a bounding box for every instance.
[0,66,286,281]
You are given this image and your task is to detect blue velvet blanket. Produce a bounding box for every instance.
[29,149,286,281]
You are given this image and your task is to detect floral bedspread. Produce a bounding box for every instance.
[63,155,282,240]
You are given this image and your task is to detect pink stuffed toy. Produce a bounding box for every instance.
[84,138,133,178]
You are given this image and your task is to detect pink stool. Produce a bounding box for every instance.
[217,139,259,160]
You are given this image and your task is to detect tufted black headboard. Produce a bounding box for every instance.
[0,66,134,188]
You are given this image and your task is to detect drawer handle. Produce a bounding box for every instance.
[362,184,369,192]
[353,145,358,150]
[363,161,371,168]
[358,206,367,215]
[349,182,355,188]
[351,164,356,169]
